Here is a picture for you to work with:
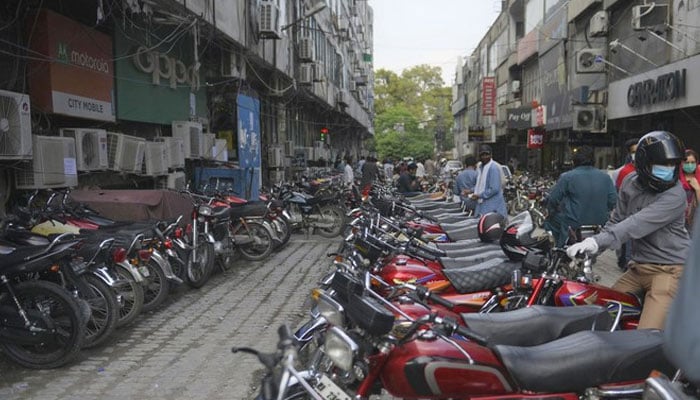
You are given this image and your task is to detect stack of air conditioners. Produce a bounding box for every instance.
[172,121,204,159]
[106,132,146,174]
[154,136,186,170]
[15,135,79,189]
[142,141,169,176]
[60,128,109,171]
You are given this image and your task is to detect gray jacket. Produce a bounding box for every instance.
[594,172,690,265]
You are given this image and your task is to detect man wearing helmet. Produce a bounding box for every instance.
[567,131,690,330]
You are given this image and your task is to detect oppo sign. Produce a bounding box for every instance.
[132,46,200,92]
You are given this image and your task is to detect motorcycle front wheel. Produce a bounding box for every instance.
[111,263,145,328]
[186,235,215,289]
[236,221,274,262]
[140,259,170,313]
[0,280,85,369]
[80,274,119,349]
[315,206,345,238]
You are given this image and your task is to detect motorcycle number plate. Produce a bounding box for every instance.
[138,266,150,278]
[315,374,351,400]
[71,261,88,275]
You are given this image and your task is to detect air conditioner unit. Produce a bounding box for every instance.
[511,80,521,94]
[60,128,109,171]
[172,120,203,158]
[632,4,669,31]
[576,48,605,73]
[259,0,281,39]
[269,170,285,184]
[313,141,328,161]
[348,80,357,92]
[573,105,607,133]
[213,138,228,162]
[0,89,32,160]
[155,136,185,169]
[312,62,325,82]
[15,135,78,189]
[336,91,349,107]
[268,145,284,167]
[202,133,216,159]
[299,63,313,85]
[589,11,609,37]
[162,171,187,190]
[283,140,294,156]
[142,141,169,176]
[106,132,146,173]
[221,49,246,79]
[294,146,314,163]
[299,37,314,62]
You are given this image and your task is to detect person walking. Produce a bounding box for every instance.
[343,155,354,186]
[383,158,394,181]
[567,131,690,330]
[360,156,381,192]
[454,155,478,215]
[544,146,617,247]
[415,159,425,178]
[680,149,700,231]
[471,145,507,218]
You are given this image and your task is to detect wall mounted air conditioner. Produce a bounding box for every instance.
[511,80,521,94]
[0,89,32,160]
[259,0,281,39]
[313,141,328,161]
[166,171,187,190]
[312,62,325,82]
[299,63,313,85]
[155,136,185,169]
[15,135,78,189]
[283,140,294,157]
[202,133,216,159]
[269,170,285,184]
[589,11,609,37]
[221,49,246,79]
[172,120,203,158]
[336,91,349,107]
[268,145,284,167]
[213,139,228,162]
[299,37,314,62]
[143,141,169,176]
[60,128,109,171]
[295,146,314,162]
[632,4,668,31]
[576,48,605,73]
[348,80,357,92]
[106,132,146,173]
[573,104,607,133]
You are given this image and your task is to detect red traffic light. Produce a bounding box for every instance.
[320,127,329,134]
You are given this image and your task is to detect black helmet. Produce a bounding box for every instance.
[635,131,684,192]
[500,211,551,261]
[478,212,506,243]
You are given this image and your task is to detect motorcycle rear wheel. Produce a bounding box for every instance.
[0,280,85,369]
[237,221,274,262]
[315,206,345,238]
[273,216,292,248]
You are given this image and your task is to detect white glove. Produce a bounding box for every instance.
[566,237,599,258]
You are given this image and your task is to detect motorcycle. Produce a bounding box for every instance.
[275,184,346,238]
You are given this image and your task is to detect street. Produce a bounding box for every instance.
[0,235,339,400]
[0,233,623,400]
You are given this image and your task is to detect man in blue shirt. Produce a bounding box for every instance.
[545,146,617,247]
[454,155,478,214]
[472,145,508,218]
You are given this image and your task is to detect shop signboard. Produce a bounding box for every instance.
[527,129,545,149]
[482,77,496,116]
[540,42,571,130]
[114,23,207,124]
[28,9,115,122]
[507,106,532,129]
[237,94,261,199]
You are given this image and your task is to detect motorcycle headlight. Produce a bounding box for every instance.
[311,288,344,327]
[324,326,359,372]
[198,204,213,216]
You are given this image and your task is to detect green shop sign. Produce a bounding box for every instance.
[114,25,208,124]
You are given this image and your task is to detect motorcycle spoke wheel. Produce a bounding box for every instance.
[140,260,170,313]
[79,275,119,349]
[0,280,85,369]
[315,206,344,238]
[186,239,214,289]
[237,222,273,262]
[111,264,145,328]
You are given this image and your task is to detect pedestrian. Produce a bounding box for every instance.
[415,159,425,178]
[343,155,354,186]
[567,131,690,330]
[471,145,507,218]
[424,157,436,178]
[680,149,700,231]
[383,158,394,181]
[612,138,639,189]
[356,156,366,176]
[543,146,617,247]
[397,162,421,196]
[454,155,478,215]
[360,156,382,192]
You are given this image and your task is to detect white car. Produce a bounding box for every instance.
[444,160,463,175]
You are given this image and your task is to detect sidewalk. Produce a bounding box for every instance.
[592,249,625,287]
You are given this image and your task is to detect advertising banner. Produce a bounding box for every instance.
[28,9,115,122]
[237,94,261,199]
[507,106,532,129]
[540,42,571,130]
[527,129,545,149]
[482,77,496,116]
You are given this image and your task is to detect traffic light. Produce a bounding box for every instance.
[320,127,329,141]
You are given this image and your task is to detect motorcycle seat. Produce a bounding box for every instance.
[444,226,479,242]
[229,202,268,219]
[462,305,613,347]
[440,251,507,269]
[434,215,468,224]
[440,220,478,231]
[441,258,514,293]
[435,239,481,250]
[442,243,501,258]
[493,330,674,393]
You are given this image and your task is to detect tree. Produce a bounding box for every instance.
[373,65,454,160]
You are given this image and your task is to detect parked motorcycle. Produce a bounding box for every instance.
[275,184,346,238]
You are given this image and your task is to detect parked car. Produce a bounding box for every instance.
[444,160,463,175]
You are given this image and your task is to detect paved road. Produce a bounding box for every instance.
[0,232,624,400]
[0,235,339,400]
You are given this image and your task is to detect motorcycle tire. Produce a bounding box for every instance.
[111,263,145,328]
[513,198,529,213]
[140,259,170,313]
[186,235,215,289]
[315,205,345,238]
[80,274,119,349]
[237,221,274,262]
[274,216,292,248]
[0,280,85,369]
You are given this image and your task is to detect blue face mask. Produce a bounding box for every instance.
[651,165,676,182]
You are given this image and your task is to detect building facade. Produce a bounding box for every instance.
[0,0,374,209]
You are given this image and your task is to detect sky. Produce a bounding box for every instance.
[369,0,502,86]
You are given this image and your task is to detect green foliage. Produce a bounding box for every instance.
[373,64,454,160]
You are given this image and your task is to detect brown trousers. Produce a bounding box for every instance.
[612,262,684,330]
